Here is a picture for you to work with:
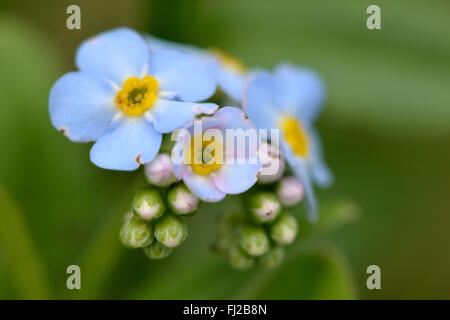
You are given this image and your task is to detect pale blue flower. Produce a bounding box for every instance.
[146,35,249,103]
[49,28,218,171]
[172,107,261,202]
[243,63,333,219]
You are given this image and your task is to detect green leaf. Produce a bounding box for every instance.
[0,185,51,299]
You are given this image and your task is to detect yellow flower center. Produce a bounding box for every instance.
[210,48,246,73]
[115,76,158,116]
[280,116,309,157]
[187,136,223,175]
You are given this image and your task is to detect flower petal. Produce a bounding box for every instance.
[216,66,246,102]
[148,49,216,102]
[49,72,117,142]
[181,167,226,202]
[214,162,261,195]
[274,63,325,123]
[150,99,218,134]
[76,28,149,85]
[283,145,318,221]
[310,130,334,188]
[90,117,162,171]
[243,72,280,130]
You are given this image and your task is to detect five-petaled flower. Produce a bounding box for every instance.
[243,63,333,219]
[171,107,261,202]
[49,28,218,170]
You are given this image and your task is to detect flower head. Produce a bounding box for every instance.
[243,63,333,219]
[171,107,261,202]
[49,28,218,171]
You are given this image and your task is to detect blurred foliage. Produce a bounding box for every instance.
[0,0,449,299]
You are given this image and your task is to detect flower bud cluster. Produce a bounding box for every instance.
[120,161,200,259]
[211,188,300,270]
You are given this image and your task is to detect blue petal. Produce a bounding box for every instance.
[90,117,162,171]
[205,106,255,131]
[182,169,226,202]
[283,145,318,222]
[150,99,218,134]
[214,162,261,195]
[148,49,216,102]
[49,72,117,142]
[310,130,334,188]
[216,66,245,102]
[274,63,325,124]
[76,28,149,85]
[243,72,280,131]
[146,34,203,57]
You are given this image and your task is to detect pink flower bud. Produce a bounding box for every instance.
[144,154,178,187]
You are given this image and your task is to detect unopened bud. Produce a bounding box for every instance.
[248,192,280,223]
[228,246,255,270]
[167,183,199,215]
[132,187,166,222]
[239,224,270,257]
[258,140,285,184]
[120,215,154,248]
[143,241,172,260]
[276,177,304,207]
[260,246,284,268]
[144,153,178,187]
[269,214,298,245]
[154,214,188,248]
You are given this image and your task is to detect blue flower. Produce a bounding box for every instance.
[172,107,261,202]
[146,35,250,103]
[49,28,218,171]
[243,63,333,220]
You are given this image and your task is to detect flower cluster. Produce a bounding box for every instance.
[49,28,332,268]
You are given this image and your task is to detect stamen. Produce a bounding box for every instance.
[187,136,223,175]
[115,76,159,116]
[280,116,309,157]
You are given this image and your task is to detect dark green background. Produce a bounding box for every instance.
[0,0,449,299]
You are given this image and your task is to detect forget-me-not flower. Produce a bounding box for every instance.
[243,63,333,219]
[172,107,261,202]
[49,28,218,170]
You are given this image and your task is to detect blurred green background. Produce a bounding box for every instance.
[0,0,449,299]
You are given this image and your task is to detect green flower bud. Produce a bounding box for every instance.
[167,183,199,215]
[132,187,165,222]
[154,214,188,248]
[239,224,270,257]
[248,192,280,224]
[269,214,298,245]
[260,246,284,268]
[228,246,255,270]
[120,215,154,248]
[144,153,178,187]
[143,241,172,260]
